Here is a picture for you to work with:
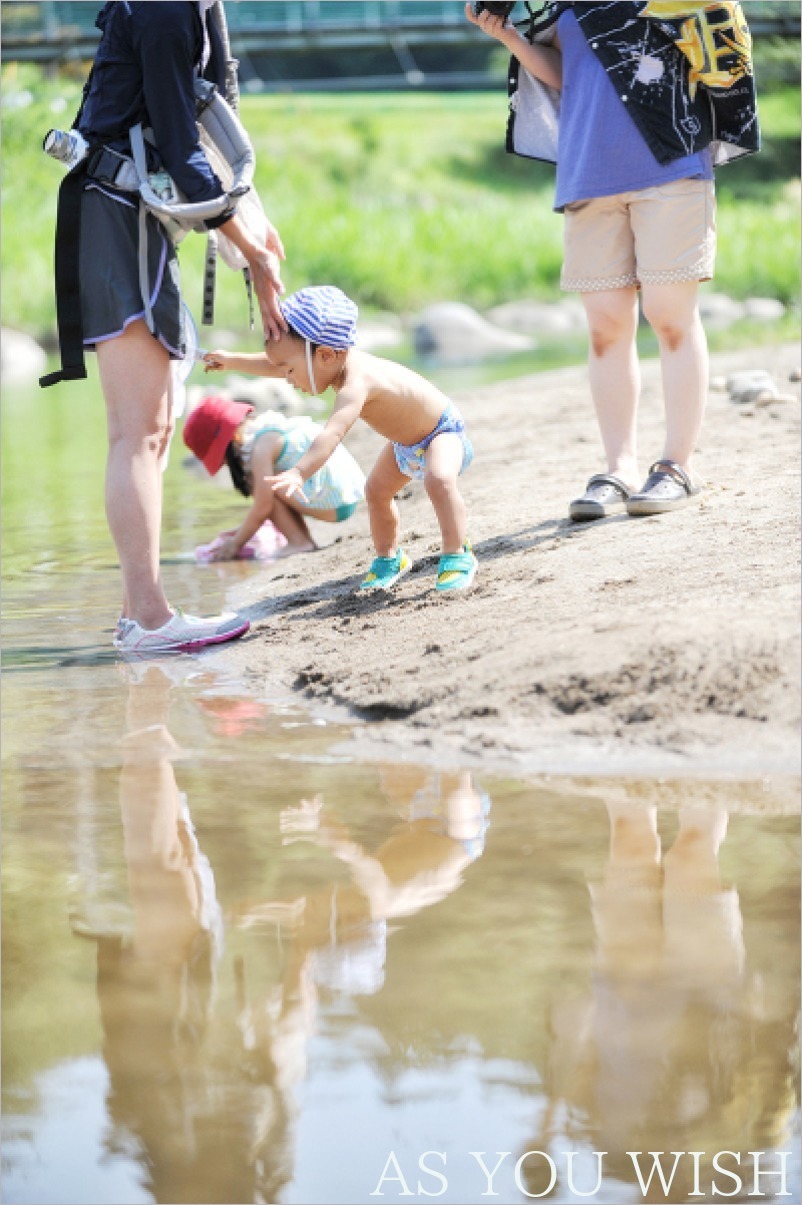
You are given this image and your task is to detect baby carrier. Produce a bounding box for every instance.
[40,0,267,388]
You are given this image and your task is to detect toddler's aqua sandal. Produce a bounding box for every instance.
[359,548,413,591]
[436,543,477,593]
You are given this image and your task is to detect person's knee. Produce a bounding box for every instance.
[108,411,171,457]
[157,417,175,460]
[644,309,691,351]
[642,296,698,350]
[585,304,636,357]
[424,467,458,502]
[365,475,397,509]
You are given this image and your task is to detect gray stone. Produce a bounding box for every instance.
[698,293,746,329]
[725,369,778,405]
[224,374,308,414]
[413,302,534,364]
[356,313,403,352]
[743,297,786,323]
[486,298,585,336]
[1,327,47,384]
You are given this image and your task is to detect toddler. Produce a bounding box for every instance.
[183,394,365,560]
[206,286,477,592]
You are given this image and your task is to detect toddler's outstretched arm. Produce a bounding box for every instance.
[266,386,365,502]
[203,349,287,378]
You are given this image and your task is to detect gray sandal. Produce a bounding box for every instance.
[626,460,701,516]
[569,473,632,521]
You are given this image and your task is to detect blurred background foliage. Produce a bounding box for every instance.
[1,33,798,340]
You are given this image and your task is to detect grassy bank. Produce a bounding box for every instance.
[2,62,799,340]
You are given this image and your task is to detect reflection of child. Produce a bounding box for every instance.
[205,286,477,593]
[183,396,365,561]
[383,766,491,862]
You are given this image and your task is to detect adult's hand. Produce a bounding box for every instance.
[250,248,287,342]
[218,211,288,341]
[464,2,509,39]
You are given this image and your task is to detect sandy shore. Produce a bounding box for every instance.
[222,342,800,779]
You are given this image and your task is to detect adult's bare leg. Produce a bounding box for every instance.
[641,279,708,472]
[97,321,173,630]
[580,286,642,491]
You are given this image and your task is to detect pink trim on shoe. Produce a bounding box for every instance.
[114,611,250,655]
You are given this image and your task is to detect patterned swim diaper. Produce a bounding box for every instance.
[393,402,473,481]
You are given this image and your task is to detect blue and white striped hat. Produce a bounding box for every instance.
[280,286,359,349]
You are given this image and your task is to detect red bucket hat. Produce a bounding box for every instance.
[183,395,254,475]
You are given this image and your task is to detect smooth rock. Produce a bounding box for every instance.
[413,302,534,364]
[223,375,309,414]
[1,328,47,384]
[356,313,403,352]
[725,369,778,405]
[743,297,785,322]
[698,293,746,328]
[486,298,586,336]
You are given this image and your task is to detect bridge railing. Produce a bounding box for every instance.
[2,0,799,67]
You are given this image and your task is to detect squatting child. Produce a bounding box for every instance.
[204,286,477,592]
[183,394,365,560]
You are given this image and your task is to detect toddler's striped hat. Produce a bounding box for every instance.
[280,286,359,349]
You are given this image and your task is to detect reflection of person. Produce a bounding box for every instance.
[46,2,288,652]
[182,395,366,560]
[70,664,235,1202]
[519,797,797,1202]
[240,770,490,941]
[205,286,479,593]
[468,3,759,521]
[234,772,490,1190]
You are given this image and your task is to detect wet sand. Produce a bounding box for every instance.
[224,342,800,779]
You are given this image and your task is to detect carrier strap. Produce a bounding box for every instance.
[203,231,218,325]
[39,160,89,388]
[130,123,157,334]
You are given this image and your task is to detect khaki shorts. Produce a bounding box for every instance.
[561,178,716,292]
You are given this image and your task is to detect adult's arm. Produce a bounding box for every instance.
[132,3,230,219]
[132,3,287,334]
[465,4,562,89]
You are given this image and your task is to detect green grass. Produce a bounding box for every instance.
[2,64,799,341]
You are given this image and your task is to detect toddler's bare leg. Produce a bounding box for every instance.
[272,496,317,555]
[641,280,707,471]
[257,438,316,553]
[581,287,641,490]
[364,444,411,557]
[423,433,466,555]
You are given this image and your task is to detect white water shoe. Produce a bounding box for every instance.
[113,608,249,654]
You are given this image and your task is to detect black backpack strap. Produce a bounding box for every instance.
[39,159,90,388]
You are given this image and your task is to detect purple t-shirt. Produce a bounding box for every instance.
[554,8,713,211]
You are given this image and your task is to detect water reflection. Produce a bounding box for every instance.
[64,668,494,1204]
[3,660,797,1204]
[522,793,798,1202]
[69,665,229,1203]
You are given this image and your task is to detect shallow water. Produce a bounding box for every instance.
[3,368,800,1205]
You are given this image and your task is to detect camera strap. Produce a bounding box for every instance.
[518,1,571,38]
